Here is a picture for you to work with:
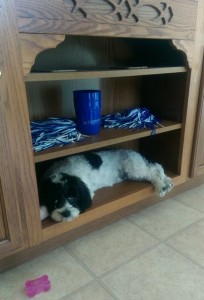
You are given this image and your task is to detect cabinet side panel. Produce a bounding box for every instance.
[0,0,42,248]
[0,180,7,242]
[191,57,204,176]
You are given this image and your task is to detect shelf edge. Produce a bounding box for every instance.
[34,122,182,163]
[25,67,187,82]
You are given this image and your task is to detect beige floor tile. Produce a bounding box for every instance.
[65,219,158,276]
[63,282,115,300]
[172,184,204,212]
[0,247,93,300]
[167,219,204,268]
[128,199,204,240]
[102,244,204,300]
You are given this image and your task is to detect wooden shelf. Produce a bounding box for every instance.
[25,67,187,82]
[42,172,180,241]
[34,120,182,163]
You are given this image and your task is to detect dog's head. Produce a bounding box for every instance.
[40,173,92,222]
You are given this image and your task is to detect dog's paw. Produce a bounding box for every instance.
[159,176,174,197]
[40,206,49,220]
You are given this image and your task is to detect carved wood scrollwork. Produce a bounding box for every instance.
[64,0,174,26]
[19,34,65,75]
[172,40,194,69]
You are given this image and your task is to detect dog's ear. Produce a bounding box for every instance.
[73,177,92,212]
[39,178,62,213]
[60,173,92,213]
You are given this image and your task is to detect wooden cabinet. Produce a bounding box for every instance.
[0,177,23,259]
[0,0,24,258]
[191,56,204,177]
[0,0,42,260]
[1,0,204,271]
[22,35,189,241]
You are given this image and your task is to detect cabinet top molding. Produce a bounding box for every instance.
[16,0,198,40]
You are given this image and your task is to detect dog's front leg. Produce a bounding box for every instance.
[148,163,174,197]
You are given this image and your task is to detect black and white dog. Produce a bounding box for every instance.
[39,149,173,222]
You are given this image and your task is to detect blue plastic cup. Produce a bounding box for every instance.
[73,90,101,135]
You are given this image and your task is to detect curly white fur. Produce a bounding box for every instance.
[40,149,174,222]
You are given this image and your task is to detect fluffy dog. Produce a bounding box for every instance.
[39,149,173,222]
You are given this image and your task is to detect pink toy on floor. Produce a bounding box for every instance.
[24,275,51,298]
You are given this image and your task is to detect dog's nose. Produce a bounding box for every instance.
[61,210,71,218]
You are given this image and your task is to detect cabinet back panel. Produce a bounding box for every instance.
[26,77,142,121]
[139,130,182,174]
[31,36,186,72]
[26,73,186,122]
[141,73,187,122]
[27,35,187,121]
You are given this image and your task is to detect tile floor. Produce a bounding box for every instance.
[1,184,204,299]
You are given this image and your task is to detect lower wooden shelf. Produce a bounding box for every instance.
[42,172,181,241]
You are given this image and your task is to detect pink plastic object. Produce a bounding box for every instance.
[24,275,51,298]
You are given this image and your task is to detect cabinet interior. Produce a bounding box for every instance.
[25,35,188,230]
[31,35,186,71]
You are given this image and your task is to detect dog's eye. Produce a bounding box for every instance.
[68,197,78,207]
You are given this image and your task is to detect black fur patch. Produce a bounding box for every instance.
[61,173,92,212]
[39,178,65,214]
[39,173,92,216]
[84,153,102,169]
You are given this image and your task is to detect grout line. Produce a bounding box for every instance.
[126,202,204,243]
[58,279,97,300]
[59,189,204,299]
[59,240,204,300]
[58,278,120,300]
[62,246,120,299]
[164,241,204,272]
[163,217,204,242]
[64,245,99,279]
[126,216,162,241]
[172,196,204,214]
[63,214,204,279]
[128,214,204,243]
[98,241,161,280]
[64,237,162,279]
[99,280,121,300]
[127,212,204,271]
